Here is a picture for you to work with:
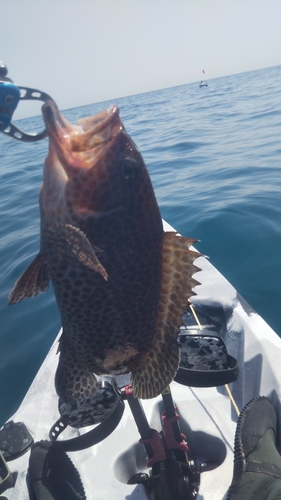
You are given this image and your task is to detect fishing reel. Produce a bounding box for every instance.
[0,61,53,142]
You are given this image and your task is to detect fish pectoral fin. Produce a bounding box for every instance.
[55,338,99,404]
[131,340,180,399]
[47,223,108,281]
[132,232,201,400]
[9,253,49,304]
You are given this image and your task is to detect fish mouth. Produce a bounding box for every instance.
[42,101,123,170]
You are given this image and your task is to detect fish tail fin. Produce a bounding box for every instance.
[8,253,49,304]
[131,232,201,399]
[55,336,99,404]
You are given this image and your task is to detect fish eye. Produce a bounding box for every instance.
[122,158,139,179]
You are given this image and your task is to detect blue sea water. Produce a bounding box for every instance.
[0,65,280,426]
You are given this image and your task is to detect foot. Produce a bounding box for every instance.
[28,440,86,500]
[227,397,281,500]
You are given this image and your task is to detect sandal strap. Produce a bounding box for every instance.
[247,461,281,479]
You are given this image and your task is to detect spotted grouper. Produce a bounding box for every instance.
[9,102,200,402]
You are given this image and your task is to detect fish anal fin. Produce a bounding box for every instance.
[8,253,49,304]
[46,223,108,281]
[131,232,201,399]
[131,338,179,399]
[55,337,99,404]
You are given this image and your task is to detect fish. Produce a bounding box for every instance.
[9,101,200,402]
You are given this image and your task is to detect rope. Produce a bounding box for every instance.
[189,304,240,416]
[189,304,202,331]
[224,383,240,416]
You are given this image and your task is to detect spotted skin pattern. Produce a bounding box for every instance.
[9,103,200,402]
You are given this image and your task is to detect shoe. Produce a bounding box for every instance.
[28,440,86,500]
[227,397,281,500]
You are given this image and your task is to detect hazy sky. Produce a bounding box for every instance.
[1,0,280,119]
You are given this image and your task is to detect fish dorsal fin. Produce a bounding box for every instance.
[9,253,50,304]
[46,224,108,281]
[131,232,201,399]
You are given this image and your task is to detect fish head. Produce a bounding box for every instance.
[41,102,159,230]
